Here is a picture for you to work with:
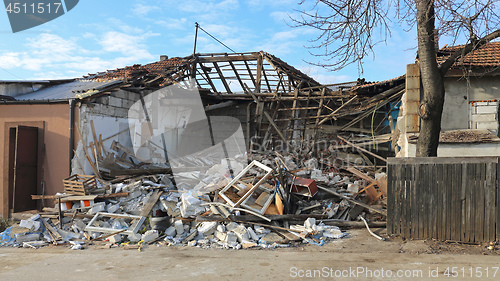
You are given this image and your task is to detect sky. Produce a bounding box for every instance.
[0,0,423,84]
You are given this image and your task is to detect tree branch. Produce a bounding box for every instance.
[439,29,500,75]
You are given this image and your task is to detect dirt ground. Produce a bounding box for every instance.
[1,228,500,281]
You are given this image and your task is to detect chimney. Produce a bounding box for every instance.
[434,29,439,51]
[160,55,168,61]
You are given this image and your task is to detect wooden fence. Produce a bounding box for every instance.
[387,157,498,243]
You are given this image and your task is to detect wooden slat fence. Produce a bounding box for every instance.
[388,157,498,243]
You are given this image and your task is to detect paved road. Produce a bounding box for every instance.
[1,228,499,280]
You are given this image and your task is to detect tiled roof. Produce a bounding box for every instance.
[436,41,500,67]
[86,57,189,84]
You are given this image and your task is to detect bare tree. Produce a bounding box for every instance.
[291,0,500,156]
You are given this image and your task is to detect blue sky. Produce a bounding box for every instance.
[0,0,422,83]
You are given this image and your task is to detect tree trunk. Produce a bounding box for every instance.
[415,0,445,157]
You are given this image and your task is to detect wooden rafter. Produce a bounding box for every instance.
[255,55,263,93]
[213,62,232,94]
[243,60,257,90]
[200,64,218,93]
[228,61,246,92]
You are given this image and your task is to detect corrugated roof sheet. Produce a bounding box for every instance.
[15,79,124,101]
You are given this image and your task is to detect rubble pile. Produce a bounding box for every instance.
[0,138,388,250]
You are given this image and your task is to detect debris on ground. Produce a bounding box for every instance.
[1,135,388,250]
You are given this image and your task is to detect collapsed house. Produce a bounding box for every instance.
[0,51,400,249]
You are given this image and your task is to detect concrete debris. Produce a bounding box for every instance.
[2,138,388,251]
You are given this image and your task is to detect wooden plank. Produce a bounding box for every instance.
[393,163,402,236]
[410,163,418,239]
[90,120,102,161]
[197,54,259,63]
[486,161,496,242]
[337,136,386,163]
[450,163,459,241]
[421,163,429,239]
[386,163,395,234]
[465,163,474,242]
[497,160,500,242]
[212,62,232,94]
[139,190,163,217]
[75,125,101,179]
[461,163,467,242]
[377,175,388,196]
[388,156,499,165]
[228,61,246,91]
[444,163,452,240]
[318,95,358,125]
[476,163,485,242]
[255,55,262,92]
[200,63,218,93]
[403,163,411,239]
[435,163,442,240]
[263,111,287,143]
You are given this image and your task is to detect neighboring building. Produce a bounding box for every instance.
[397,41,500,157]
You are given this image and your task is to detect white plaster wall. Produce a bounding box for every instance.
[441,77,500,130]
[405,142,500,157]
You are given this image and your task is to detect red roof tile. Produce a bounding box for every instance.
[437,41,500,67]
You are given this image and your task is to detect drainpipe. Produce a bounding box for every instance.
[69,99,76,174]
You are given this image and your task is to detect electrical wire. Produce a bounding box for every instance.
[196,24,236,53]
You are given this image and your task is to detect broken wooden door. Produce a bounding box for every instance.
[10,125,39,212]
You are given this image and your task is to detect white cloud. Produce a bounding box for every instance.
[178,0,239,13]
[298,65,353,84]
[132,3,159,16]
[155,18,188,30]
[269,11,300,23]
[0,30,159,79]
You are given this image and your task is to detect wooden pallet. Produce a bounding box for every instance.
[63,174,97,195]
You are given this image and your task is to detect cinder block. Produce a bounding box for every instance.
[197,222,217,237]
[174,220,184,235]
[114,108,128,117]
[108,234,122,243]
[475,105,498,114]
[471,113,497,123]
[226,222,239,232]
[225,231,238,243]
[165,226,176,237]
[405,101,420,116]
[142,230,159,243]
[113,91,128,99]
[476,121,498,130]
[233,226,249,242]
[101,97,109,105]
[108,96,122,107]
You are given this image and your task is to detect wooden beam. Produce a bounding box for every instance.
[255,55,263,92]
[200,64,218,93]
[337,136,387,163]
[197,54,259,63]
[263,110,287,143]
[318,95,358,125]
[243,60,256,87]
[261,67,273,92]
[213,62,232,94]
[228,61,246,91]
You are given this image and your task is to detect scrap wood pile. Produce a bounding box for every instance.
[0,135,388,250]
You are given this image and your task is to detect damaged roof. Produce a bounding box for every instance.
[14,79,124,101]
